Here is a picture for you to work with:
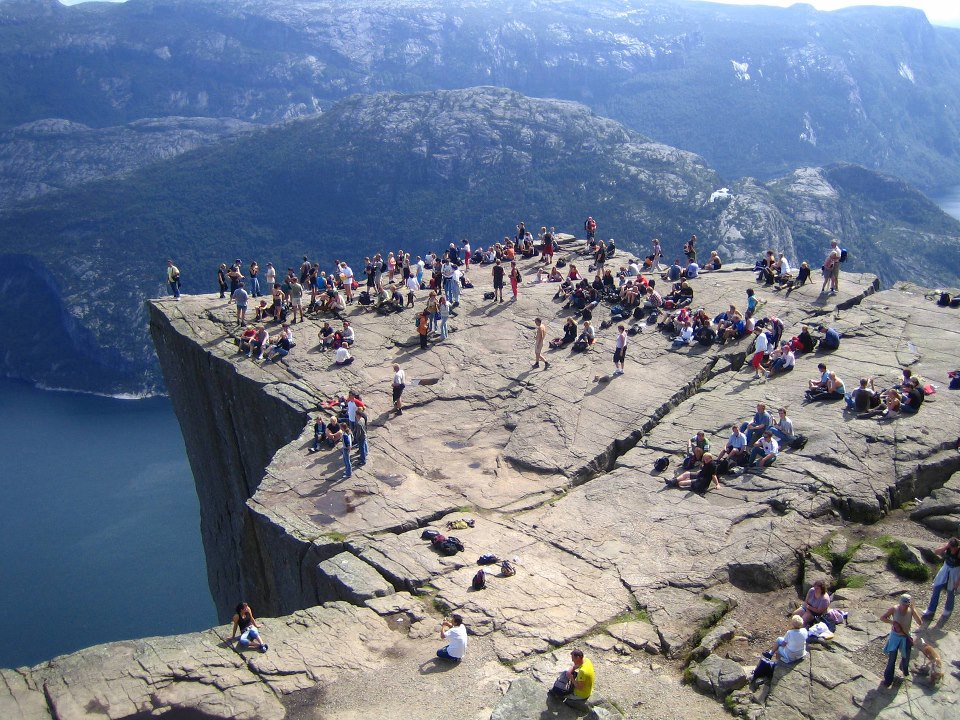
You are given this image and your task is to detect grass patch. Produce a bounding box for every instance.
[867,536,931,582]
[682,666,696,685]
[724,694,738,711]
[887,545,931,582]
[432,596,451,614]
[689,597,730,649]
[839,574,866,589]
[322,531,347,543]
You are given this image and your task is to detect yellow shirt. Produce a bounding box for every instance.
[574,658,594,699]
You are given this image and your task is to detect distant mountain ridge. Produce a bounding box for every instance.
[1,0,959,190]
[1,87,957,394]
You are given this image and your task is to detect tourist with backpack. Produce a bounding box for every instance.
[549,649,594,710]
[437,614,468,662]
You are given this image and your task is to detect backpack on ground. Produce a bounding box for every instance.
[447,536,465,552]
[572,339,588,352]
[472,569,486,590]
[633,306,645,320]
[938,292,952,307]
[483,291,496,300]
[500,560,516,577]
[752,653,776,683]
[422,529,441,540]
[477,554,499,565]
[788,435,808,451]
[437,539,461,556]
[653,456,670,473]
[430,533,448,548]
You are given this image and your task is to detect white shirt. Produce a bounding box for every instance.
[760,437,779,456]
[686,262,699,278]
[463,242,471,254]
[347,400,358,422]
[393,369,405,386]
[443,624,468,659]
[265,266,276,285]
[341,326,355,342]
[779,256,791,275]
[616,331,627,350]
[335,346,351,364]
[341,264,354,282]
[406,276,419,292]
[755,332,769,353]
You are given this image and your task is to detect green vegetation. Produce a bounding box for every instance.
[870,536,932,582]
[322,532,347,543]
[838,575,866,590]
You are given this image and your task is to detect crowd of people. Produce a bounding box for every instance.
[164,217,953,708]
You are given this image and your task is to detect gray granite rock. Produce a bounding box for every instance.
[316,551,395,605]
[690,654,749,698]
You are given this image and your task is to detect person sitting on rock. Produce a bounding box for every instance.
[668,452,720,492]
[662,259,683,283]
[716,425,749,466]
[784,262,811,294]
[250,325,269,360]
[818,324,841,351]
[227,602,268,653]
[766,615,807,664]
[549,649,595,711]
[795,579,831,627]
[685,431,711,468]
[672,320,694,347]
[703,250,722,271]
[808,363,830,391]
[318,321,335,349]
[769,407,795,443]
[554,317,578,347]
[766,342,795,377]
[334,345,354,366]
[846,377,880,412]
[549,266,563,282]
[748,430,779,469]
[796,325,816,354]
[900,377,925,414]
[238,326,258,355]
[741,403,773,445]
[265,325,293,363]
[324,415,342,447]
[682,258,699,279]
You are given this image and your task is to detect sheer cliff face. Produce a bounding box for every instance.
[148,303,314,618]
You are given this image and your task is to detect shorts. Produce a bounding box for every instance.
[493,280,504,290]
[291,297,302,307]
[392,385,404,403]
[613,347,626,364]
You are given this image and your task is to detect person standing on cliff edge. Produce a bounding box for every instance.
[166,259,181,300]
[392,364,406,415]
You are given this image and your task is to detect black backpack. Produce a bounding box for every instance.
[472,569,486,590]
[422,529,440,540]
[653,457,670,473]
[839,248,848,263]
[938,292,952,307]
[788,435,808,451]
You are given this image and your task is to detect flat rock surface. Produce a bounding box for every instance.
[11,249,958,718]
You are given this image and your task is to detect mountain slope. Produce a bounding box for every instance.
[1,87,958,394]
[1,0,959,190]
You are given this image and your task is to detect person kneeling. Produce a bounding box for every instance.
[437,614,467,663]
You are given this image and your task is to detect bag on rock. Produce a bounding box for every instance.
[472,569,486,590]
[483,291,496,300]
[752,654,776,683]
[430,533,448,547]
[500,560,516,577]
[447,536,465,552]
[438,539,460,555]
[788,435,808,451]
[422,529,441,540]
[552,671,573,694]
[477,554,499,565]
[653,457,670,473]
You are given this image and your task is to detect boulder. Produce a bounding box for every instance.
[689,654,748,698]
[316,552,395,605]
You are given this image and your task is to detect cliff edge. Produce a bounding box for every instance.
[4,243,959,719]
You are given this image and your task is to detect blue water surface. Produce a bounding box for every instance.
[0,379,215,668]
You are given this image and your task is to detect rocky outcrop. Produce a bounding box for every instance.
[5,249,960,718]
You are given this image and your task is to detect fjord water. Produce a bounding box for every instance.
[933,184,960,221]
[0,379,215,669]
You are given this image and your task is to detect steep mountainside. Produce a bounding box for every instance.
[1,0,959,190]
[0,116,254,210]
[1,87,957,394]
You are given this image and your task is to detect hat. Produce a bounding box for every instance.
[899,593,912,604]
